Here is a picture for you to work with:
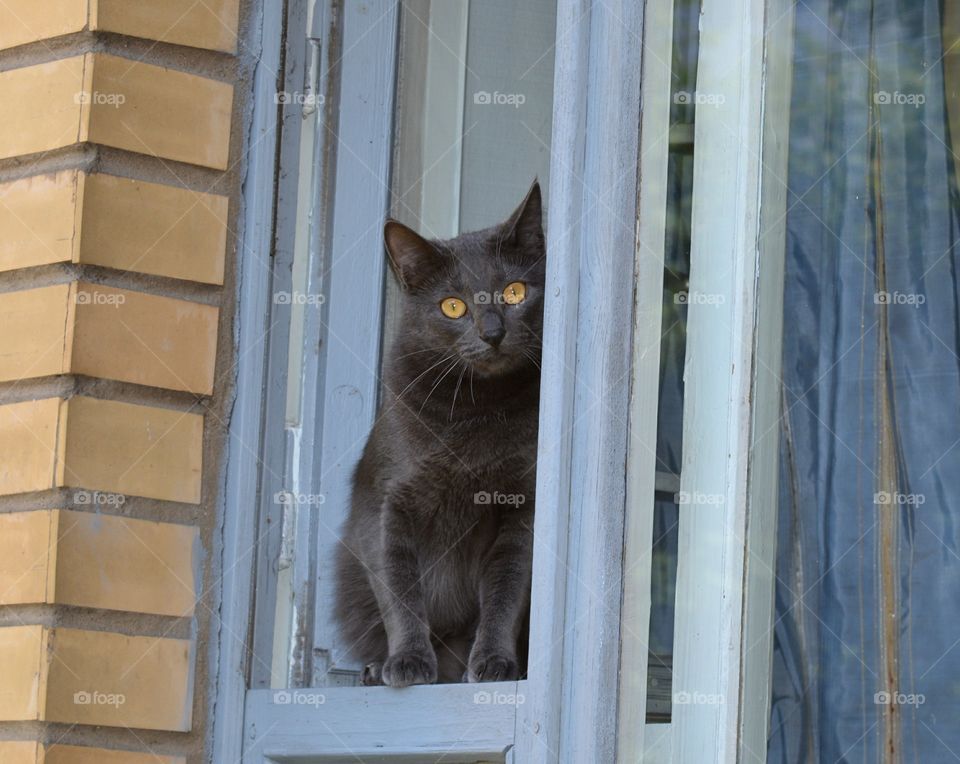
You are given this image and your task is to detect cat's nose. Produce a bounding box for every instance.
[479,314,506,347]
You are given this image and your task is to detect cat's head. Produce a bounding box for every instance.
[384,181,545,379]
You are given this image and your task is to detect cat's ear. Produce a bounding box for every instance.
[384,220,442,290]
[502,179,545,261]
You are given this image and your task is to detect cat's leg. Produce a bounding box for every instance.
[468,506,533,682]
[370,501,438,688]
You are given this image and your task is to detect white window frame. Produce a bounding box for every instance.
[211,0,796,760]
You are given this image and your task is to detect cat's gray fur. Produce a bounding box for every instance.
[333,182,545,687]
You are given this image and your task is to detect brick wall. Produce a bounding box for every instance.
[0,2,252,761]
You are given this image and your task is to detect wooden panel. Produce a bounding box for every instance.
[55,510,199,616]
[45,744,185,764]
[0,170,82,273]
[243,684,516,761]
[515,1,643,762]
[72,283,219,395]
[211,0,286,757]
[616,0,675,757]
[669,0,792,760]
[95,0,240,53]
[87,53,233,170]
[0,283,73,382]
[0,0,88,51]
[80,174,228,284]
[44,627,192,731]
[61,396,203,504]
[0,625,47,721]
[0,398,62,496]
[0,56,89,160]
[0,511,57,606]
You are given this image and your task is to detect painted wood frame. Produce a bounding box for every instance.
[615,0,676,756]
[669,0,795,761]
[512,0,648,760]
[211,0,286,758]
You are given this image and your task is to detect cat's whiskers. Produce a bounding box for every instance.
[392,346,451,362]
[418,356,461,418]
[393,353,456,402]
[449,363,468,421]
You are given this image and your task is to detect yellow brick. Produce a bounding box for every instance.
[0,170,83,272]
[44,627,192,731]
[71,283,219,395]
[0,626,193,732]
[45,743,185,764]
[0,510,198,616]
[61,397,203,504]
[0,54,233,170]
[0,0,239,54]
[0,741,42,764]
[80,173,228,284]
[0,510,57,606]
[0,398,61,497]
[0,397,203,503]
[0,282,218,394]
[96,0,240,54]
[0,0,89,52]
[0,625,48,721]
[0,170,228,283]
[0,56,89,160]
[88,53,233,170]
[0,284,73,381]
[55,510,198,616]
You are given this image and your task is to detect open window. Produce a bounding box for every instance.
[215,0,793,761]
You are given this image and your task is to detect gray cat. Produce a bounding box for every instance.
[333,182,545,687]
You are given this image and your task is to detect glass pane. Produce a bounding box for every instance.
[769,1,960,759]
[254,0,558,693]
[646,0,701,722]
[386,0,556,363]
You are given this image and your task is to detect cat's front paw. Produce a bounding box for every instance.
[467,647,519,682]
[382,647,438,688]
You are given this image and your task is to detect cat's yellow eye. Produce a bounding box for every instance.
[502,281,526,305]
[440,297,467,319]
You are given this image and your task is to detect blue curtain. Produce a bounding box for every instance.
[768,0,960,761]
